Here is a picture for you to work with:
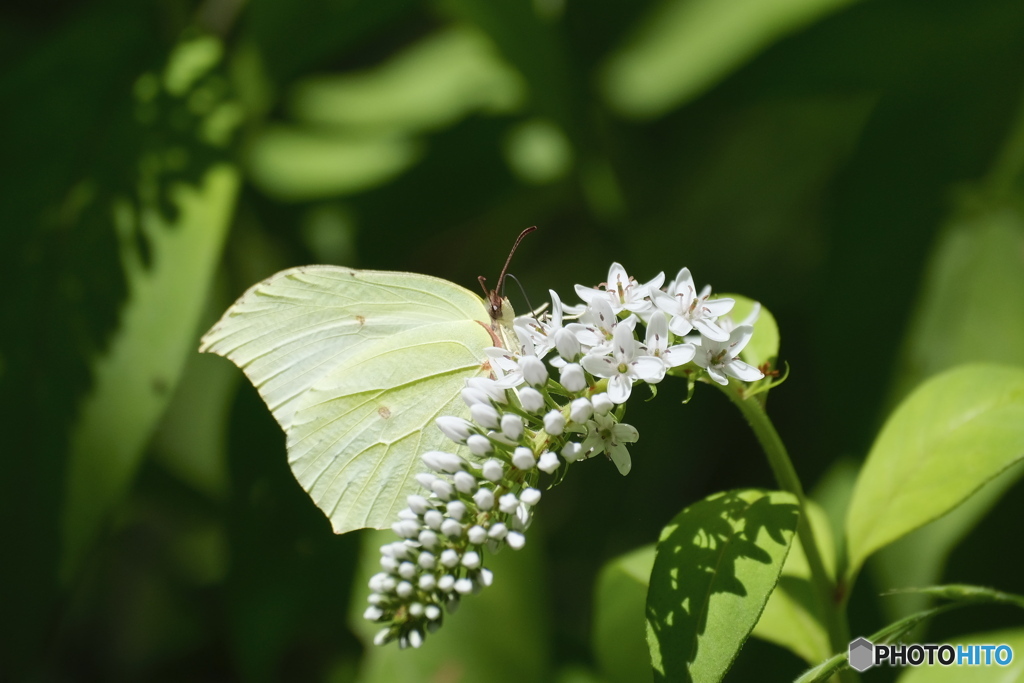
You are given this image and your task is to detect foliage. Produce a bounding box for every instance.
[3,0,1024,680]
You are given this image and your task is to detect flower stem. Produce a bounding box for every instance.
[717,382,857,682]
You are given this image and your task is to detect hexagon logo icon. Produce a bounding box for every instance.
[849,637,875,672]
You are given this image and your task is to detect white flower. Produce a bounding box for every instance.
[485,347,525,389]
[692,324,765,386]
[652,268,734,342]
[570,297,635,354]
[581,412,639,475]
[574,263,664,315]
[643,311,696,368]
[513,289,566,359]
[580,323,665,403]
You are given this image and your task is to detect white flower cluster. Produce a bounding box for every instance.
[365,262,766,648]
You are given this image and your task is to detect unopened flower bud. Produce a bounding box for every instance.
[538,451,560,473]
[555,328,581,361]
[482,459,504,482]
[511,447,536,470]
[520,356,549,386]
[470,403,501,429]
[592,392,613,415]
[570,397,593,423]
[560,362,587,392]
[520,488,542,506]
[467,434,492,456]
[436,416,473,444]
[500,413,525,440]
[518,387,545,413]
[543,410,565,435]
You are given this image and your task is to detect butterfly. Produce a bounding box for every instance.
[199,228,533,534]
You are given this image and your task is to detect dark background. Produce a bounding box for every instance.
[3,0,1024,680]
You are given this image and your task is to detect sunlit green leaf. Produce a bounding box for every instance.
[647,489,799,682]
[600,0,856,118]
[751,499,833,665]
[845,364,1024,579]
[593,544,656,683]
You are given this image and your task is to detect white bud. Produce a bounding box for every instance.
[363,605,384,621]
[397,581,414,598]
[470,403,500,429]
[461,551,481,569]
[441,518,463,538]
[367,592,386,606]
[424,510,443,530]
[425,604,442,620]
[438,575,455,591]
[415,472,437,490]
[512,447,536,470]
[406,495,429,515]
[446,500,467,521]
[440,549,460,568]
[454,470,477,494]
[390,542,411,559]
[555,328,581,361]
[419,574,437,591]
[397,508,419,521]
[560,362,587,392]
[543,410,565,435]
[454,577,475,595]
[467,525,487,544]
[418,551,436,570]
[592,392,613,415]
[461,386,491,407]
[467,377,507,404]
[418,529,439,549]
[570,397,593,423]
[482,459,504,482]
[431,479,454,500]
[467,434,492,455]
[408,629,423,649]
[520,488,542,506]
[398,561,417,579]
[374,628,393,646]
[500,413,525,440]
[368,572,388,593]
[488,523,508,540]
[518,386,545,413]
[422,450,466,474]
[499,493,519,514]
[380,576,397,593]
[506,531,526,549]
[562,441,582,463]
[520,355,549,386]
[538,451,560,473]
[478,568,494,587]
[473,488,495,510]
[436,416,473,444]
[391,520,419,539]
[408,602,424,617]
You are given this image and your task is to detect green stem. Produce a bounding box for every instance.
[718,382,856,682]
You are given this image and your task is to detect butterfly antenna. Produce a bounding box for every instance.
[497,226,537,294]
[503,273,535,313]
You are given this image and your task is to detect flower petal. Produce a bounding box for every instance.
[701,297,735,318]
[607,374,632,403]
[662,343,695,367]
[631,356,667,383]
[581,354,618,378]
[724,359,764,382]
[692,316,729,342]
[608,443,632,475]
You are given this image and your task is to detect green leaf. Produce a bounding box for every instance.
[845,364,1024,579]
[647,489,799,682]
[897,627,1024,682]
[60,32,241,581]
[751,499,833,665]
[875,199,1024,621]
[600,0,857,119]
[61,164,238,580]
[350,529,549,682]
[593,544,657,683]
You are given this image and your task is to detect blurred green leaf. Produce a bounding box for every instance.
[593,544,656,683]
[844,364,1024,579]
[246,127,421,201]
[62,164,239,580]
[503,118,573,185]
[647,489,799,682]
[290,26,524,132]
[750,499,832,665]
[600,0,856,119]
[60,33,242,580]
[350,529,550,682]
